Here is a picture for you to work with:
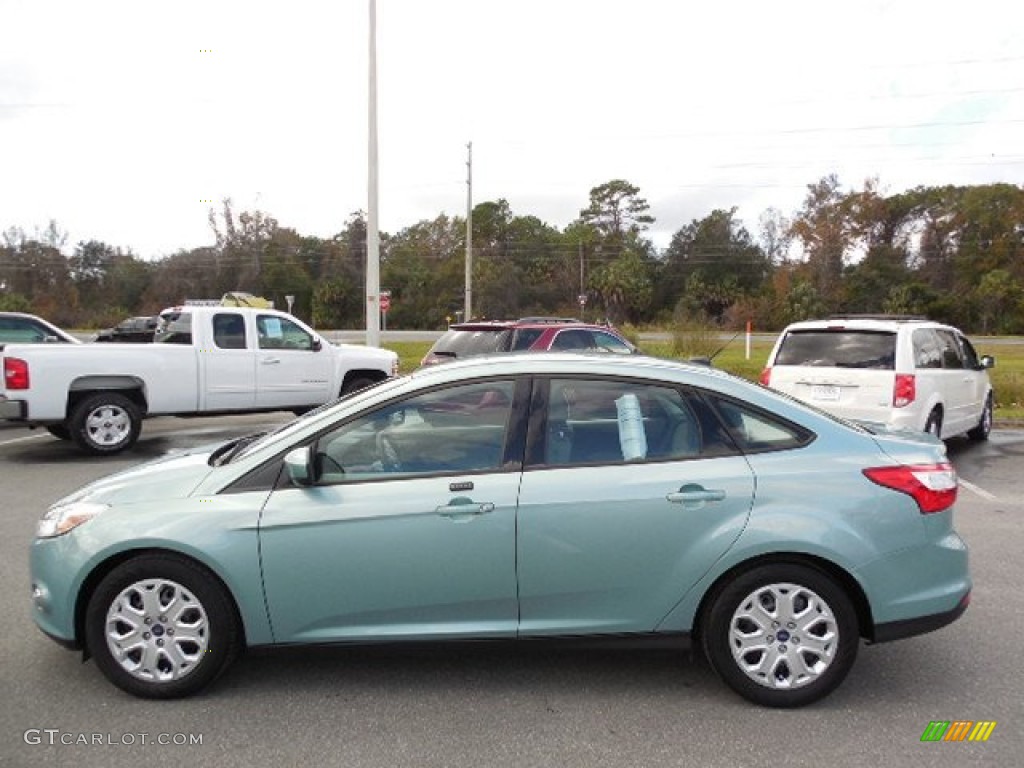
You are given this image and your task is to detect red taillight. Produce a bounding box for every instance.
[893,373,915,407]
[759,367,772,386]
[4,357,30,390]
[863,462,957,514]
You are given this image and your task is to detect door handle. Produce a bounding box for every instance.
[436,499,495,518]
[261,357,281,365]
[666,484,726,504]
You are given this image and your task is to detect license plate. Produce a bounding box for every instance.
[811,385,840,401]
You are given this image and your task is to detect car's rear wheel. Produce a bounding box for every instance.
[924,408,943,439]
[70,393,141,454]
[967,394,993,441]
[85,554,241,699]
[702,564,859,708]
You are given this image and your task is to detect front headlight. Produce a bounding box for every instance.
[36,501,109,538]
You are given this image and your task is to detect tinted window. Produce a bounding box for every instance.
[958,334,981,369]
[510,328,544,351]
[312,380,516,483]
[550,329,597,350]
[775,330,896,369]
[592,331,634,354]
[0,317,56,343]
[535,378,730,467]
[431,329,510,358]
[213,312,247,350]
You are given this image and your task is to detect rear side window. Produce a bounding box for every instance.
[774,330,896,369]
[510,328,544,351]
[704,394,815,454]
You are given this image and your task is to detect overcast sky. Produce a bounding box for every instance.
[2,0,1022,258]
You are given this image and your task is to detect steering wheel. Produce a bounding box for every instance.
[376,432,402,471]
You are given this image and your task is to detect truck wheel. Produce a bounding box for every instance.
[341,376,377,396]
[70,393,142,455]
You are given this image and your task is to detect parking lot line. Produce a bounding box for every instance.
[958,478,999,502]
[0,433,48,447]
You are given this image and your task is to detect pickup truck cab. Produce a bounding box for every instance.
[0,307,398,454]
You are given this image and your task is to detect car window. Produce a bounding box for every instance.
[213,312,247,350]
[510,328,544,351]
[257,315,313,350]
[154,311,192,344]
[774,330,896,369]
[535,378,731,467]
[592,331,634,354]
[958,334,981,369]
[431,328,510,358]
[312,379,516,483]
[704,394,814,454]
[550,329,596,351]
[0,317,49,343]
[934,329,964,369]
[912,328,943,369]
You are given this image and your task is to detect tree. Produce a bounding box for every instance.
[579,179,654,243]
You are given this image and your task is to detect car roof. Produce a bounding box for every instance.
[782,316,953,333]
[449,317,608,331]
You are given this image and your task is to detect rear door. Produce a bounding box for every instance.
[202,311,257,410]
[515,377,755,636]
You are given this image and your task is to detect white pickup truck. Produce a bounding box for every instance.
[0,306,398,454]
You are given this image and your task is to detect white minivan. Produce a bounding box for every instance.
[760,316,995,440]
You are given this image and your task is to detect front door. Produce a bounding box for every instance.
[259,378,524,643]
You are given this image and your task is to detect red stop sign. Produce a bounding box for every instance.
[380,294,391,313]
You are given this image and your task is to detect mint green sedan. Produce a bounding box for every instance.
[30,354,970,707]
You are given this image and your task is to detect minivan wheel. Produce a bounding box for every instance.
[85,554,241,699]
[702,564,859,708]
[967,395,993,441]
[924,409,943,439]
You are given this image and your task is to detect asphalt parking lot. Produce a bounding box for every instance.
[1,416,1021,768]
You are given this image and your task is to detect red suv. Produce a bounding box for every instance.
[421,317,638,366]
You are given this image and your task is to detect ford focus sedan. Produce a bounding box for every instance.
[30,354,970,707]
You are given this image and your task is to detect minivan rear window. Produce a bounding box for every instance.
[774,330,896,369]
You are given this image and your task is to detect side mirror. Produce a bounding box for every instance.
[312,338,323,352]
[980,355,995,370]
[284,446,314,486]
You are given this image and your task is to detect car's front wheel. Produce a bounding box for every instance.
[85,554,242,699]
[702,564,859,708]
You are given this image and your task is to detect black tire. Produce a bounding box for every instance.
[967,394,993,441]
[85,554,241,699]
[70,392,141,455]
[702,563,859,708]
[46,424,71,440]
[341,376,377,396]
[923,408,943,440]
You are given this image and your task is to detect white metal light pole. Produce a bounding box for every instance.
[464,141,473,322]
[366,0,381,347]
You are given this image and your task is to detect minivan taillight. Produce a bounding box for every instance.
[4,357,30,390]
[893,373,915,407]
[863,463,957,514]
[759,367,771,386]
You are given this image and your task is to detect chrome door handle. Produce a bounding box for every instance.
[436,501,495,518]
[261,357,281,365]
[666,485,726,504]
